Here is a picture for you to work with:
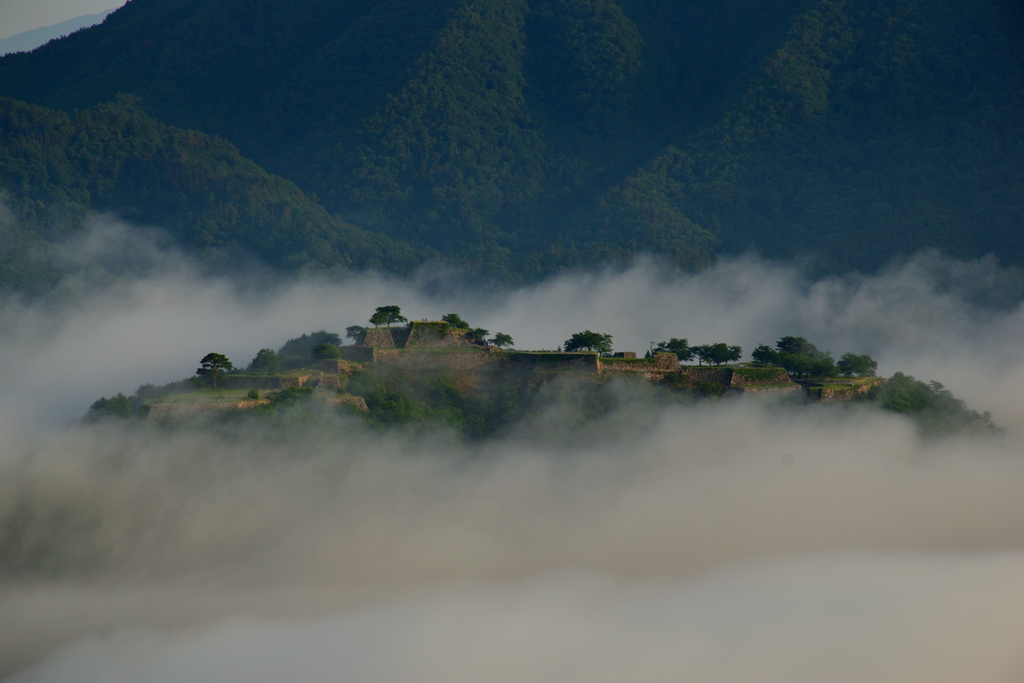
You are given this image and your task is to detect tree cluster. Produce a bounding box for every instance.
[752,337,876,378]
[653,338,741,366]
[564,330,613,354]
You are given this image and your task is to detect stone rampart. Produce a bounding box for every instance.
[811,377,885,402]
[405,322,465,348]
[508,352,600,373]
[317,359,355,374]
[362,327,411,348]
[218,374,316,390]
[318,375,341,389]
[599,353,681,375]
[324,395,370,411]
[682,368,734,384]
[340,346,376,362]
[727,367,793,387]
[678,367,793,388]
[360,322,484,350]
[148,399,270,418]
[374,348,499,371]
[279,374,317,388]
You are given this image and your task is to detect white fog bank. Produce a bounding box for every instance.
[3,219,1024,430]
[11,556,1024,683]
[2,221,1024,680]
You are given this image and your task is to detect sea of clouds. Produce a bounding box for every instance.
[2,218,1023,682]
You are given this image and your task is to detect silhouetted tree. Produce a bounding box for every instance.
[655,338,693,362]
[467,327,490,344]
[277,331,342,369]
[370,305,407,327]
[775,336,833,378]
[751,344,781,365]
[564,330,613,353]
[708,343,742,366]
[442,313,470,329]
[249,348,280,375]
[490,332,514,348]
[84,393,133,421]
[197,353,233,389]
[312,342,342,359]
[837,352,877,377]
[693,344,712,365]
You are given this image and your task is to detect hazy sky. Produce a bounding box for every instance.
[0,0,125,39]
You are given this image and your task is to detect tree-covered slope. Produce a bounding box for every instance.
[0,96,421,292]
[0,0,1021,279]
[589,0,1024,272]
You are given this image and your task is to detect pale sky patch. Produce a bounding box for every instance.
[0,0,126,39]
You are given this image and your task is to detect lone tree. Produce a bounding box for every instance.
[490,332,514,348]
[467,327,490,344]
[751,344,781,365]
[773,336,836,378]
[693,343,742,366]
[369,305,407,328]
[837,352,878,377]
[312,342,342,360]
[564,330,613,354]
[712,343,743,366]
[197,353,233,389]
[442,313,470,329]
[693,344,711,365]
[345,325,366,343]
[248,348,280,375]
[655,338,693,362]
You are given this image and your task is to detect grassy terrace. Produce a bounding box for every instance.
[801,376,882,388]
[229,368,318,377]
[680,363,740,369]
[148,388,257,404]
[514,351,597,360]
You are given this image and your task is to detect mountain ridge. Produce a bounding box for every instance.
[0,0,1021,288]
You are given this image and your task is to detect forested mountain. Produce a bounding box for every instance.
[0,97,420,292]
[0,0,1021,287]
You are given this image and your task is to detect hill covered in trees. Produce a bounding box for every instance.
[83,312,998,440]
[0,96,422,292]
[0,0,1021,288]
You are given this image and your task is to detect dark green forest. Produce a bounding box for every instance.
[1,0,1021,290]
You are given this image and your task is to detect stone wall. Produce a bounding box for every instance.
[682,368,733,384]
[507,352,600,373]
[339,346,376,362]
[679,366,793,388]
[148,399,270,418]
[405,322,465,348]
[374,348,499,371]
[324,395,370,411]
[218,374,317,390]
[362,327,411,348]
[727,367,793,387]
[317,359,355,374]
[599,353,681,375]
[318,375,342,389]
[360,322,483,350]
[811,377,885,402]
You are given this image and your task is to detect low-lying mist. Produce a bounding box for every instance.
[2,219,1024,681]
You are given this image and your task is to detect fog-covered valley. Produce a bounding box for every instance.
[2,219,1024,681]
